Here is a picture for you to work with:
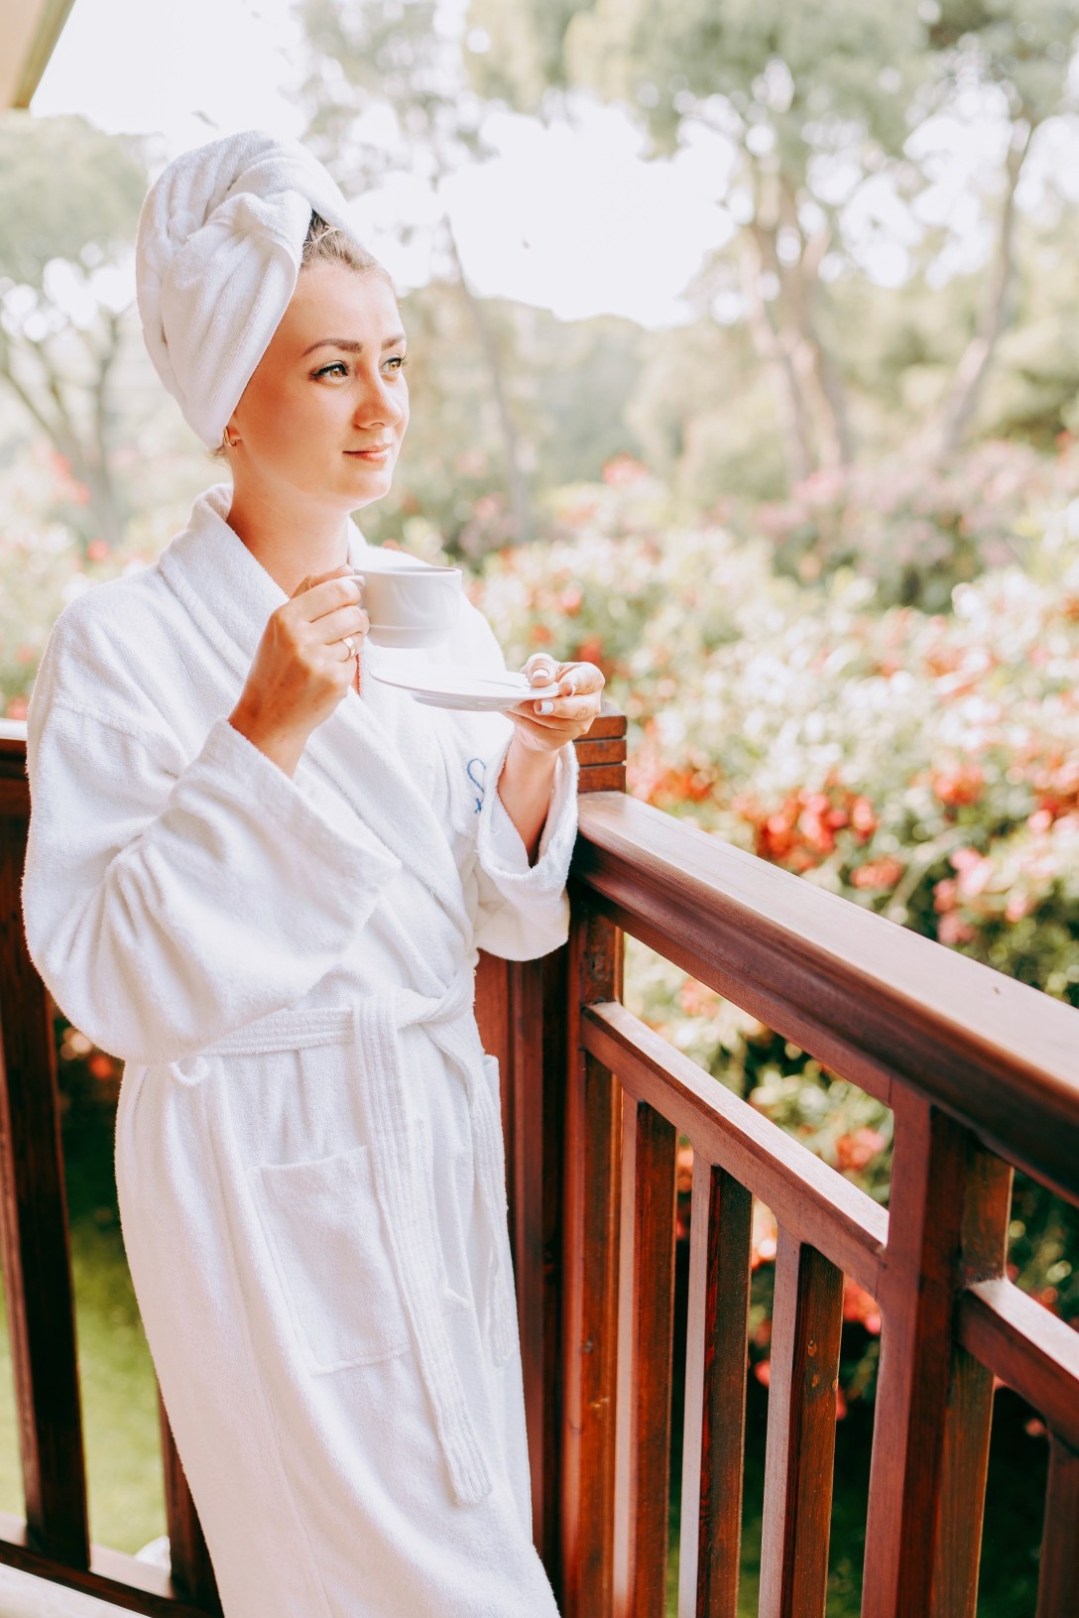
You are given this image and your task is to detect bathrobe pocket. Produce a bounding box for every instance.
[250,1143,411,1371]
[249,1130,467,1376]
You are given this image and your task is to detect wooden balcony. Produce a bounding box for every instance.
[0,710,1077,1617]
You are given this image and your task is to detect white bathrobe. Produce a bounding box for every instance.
[22,485,576,1618]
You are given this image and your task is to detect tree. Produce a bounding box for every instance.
[921,1,1079,455]
[0,114,147,550]
[297,0,535,542]
[468,0,1079,486]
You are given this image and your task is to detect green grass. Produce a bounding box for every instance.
[0,1101,165,1555]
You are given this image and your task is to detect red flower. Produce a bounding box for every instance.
[932,763,984,807]
[573,636,605,666]
[850,858,903,890]
[841,1276,882,1335]
[835,1129,887,1175]
[602,454,648,488]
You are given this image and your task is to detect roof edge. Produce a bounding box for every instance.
[12,0,77,109]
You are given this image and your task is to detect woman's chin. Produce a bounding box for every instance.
[341,459,394,499]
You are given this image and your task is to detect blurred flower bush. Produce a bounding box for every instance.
[0,445,196,720]
[731,438,1079,613]
[469,458,1079,1408]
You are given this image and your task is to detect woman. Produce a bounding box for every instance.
[22,131,602,1618]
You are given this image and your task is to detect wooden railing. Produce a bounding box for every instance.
[486,717,1079,1618]
[2,706,1079,1616]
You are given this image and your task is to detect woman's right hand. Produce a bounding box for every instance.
[229,566,368,776]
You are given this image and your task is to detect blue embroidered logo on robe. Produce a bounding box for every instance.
[466,758,486,813]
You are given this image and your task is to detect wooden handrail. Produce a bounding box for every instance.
[573,790,1079,1202]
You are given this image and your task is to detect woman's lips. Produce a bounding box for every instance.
[345,446,392,462]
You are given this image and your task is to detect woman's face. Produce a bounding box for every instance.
[227,261,409,512]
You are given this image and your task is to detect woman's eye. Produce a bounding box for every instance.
[384,354,407,373]
[313,361,349,379]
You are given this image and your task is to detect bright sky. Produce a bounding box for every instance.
[30,0,734,327]
[29,0,1079,324]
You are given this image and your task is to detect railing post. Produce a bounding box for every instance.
[0,736,90,1567]
[476,706,627,1597]
[560,709,627,1617]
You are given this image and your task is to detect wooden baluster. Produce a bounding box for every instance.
[0,751,90,1567]
[757,1229,844,1618]
[861,1094,1012,1618]
[1035,1436,1079,1618]
[612,1100,678,1618]
[677,1161,752,1618]
[157,1390,221,1612]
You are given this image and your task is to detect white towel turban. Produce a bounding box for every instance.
[135,130,359,449]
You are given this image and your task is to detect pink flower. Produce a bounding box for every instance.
[938,912,977,946]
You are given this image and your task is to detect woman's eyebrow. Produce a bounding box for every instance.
[302,335,408,356]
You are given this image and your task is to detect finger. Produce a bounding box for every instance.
[290,563,353,600]
[529,693,602,720]
[291,576,364,621]
[523,652,560,685]
[311,604,369,645]
[554,663,605,697]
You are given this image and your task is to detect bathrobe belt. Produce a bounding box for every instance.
[207,975,513,1507]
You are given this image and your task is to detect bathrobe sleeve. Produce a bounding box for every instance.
[437,599,579,961]
[22,609,402,1066]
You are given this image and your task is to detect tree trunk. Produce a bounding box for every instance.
[444,221,534,546]
[927,118,1035,459]
[0,319,128,550]
[739,227,816,488]
[775,183,854,468]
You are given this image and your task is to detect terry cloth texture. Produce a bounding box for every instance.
[22,485,578,1617]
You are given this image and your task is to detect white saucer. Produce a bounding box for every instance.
[369,665,562,712]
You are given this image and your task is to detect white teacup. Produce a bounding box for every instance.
[355,564,462,649]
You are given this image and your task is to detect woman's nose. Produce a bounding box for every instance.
[354,374,404,428]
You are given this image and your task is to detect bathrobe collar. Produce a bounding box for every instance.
[157,484,470,935]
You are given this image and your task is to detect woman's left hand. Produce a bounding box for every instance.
[508,654,605,754]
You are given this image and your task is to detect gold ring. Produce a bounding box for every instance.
[343,636,357,659]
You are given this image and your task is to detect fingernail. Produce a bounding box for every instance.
[536,700,554,715]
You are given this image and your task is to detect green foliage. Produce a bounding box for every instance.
[469,0,1079,492]
[736,438,1079,609]
[0,113,146,293]
[0,114,153,553]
